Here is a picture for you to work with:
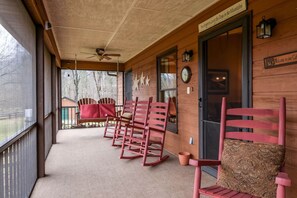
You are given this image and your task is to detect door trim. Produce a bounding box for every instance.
[198,12,252,177]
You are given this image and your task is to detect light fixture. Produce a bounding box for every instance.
[45,21,52,30]
[182,50,193,62]
[256,17,276,39]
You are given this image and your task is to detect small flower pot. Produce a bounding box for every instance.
[178,152,191,166]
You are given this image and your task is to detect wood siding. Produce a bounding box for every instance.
[251,0,297,196]
[124,0,297,196]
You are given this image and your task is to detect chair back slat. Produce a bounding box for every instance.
[225,132,279,144]
[226,120,279,131]
[122,97,138,115]
[227,108,279,117]
[134,115,146,122]
[149,119,165,126]
[98,98,115,104]
[147,99,170,131]
[149,107,167,113]
[135,109,148,114]
[149,113,167,120]
[78,98,97,108]
[132,97,152,127]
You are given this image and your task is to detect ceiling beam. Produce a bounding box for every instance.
[22,0,61,67]
[61,60,124,72]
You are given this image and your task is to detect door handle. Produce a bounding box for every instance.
[199,98,203,108]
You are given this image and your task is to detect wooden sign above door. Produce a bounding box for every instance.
[198,0,247,33]
[264,51,297,69]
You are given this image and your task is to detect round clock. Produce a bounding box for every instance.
[181,66,192,83]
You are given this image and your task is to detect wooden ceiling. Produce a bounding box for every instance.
[40,0,219,64]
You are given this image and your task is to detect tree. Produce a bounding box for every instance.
[92,71,103,99]
[72,68,80,103]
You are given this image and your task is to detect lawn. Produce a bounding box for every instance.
[0,117,25,146]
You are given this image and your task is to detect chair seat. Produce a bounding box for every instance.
[200,185,260,198]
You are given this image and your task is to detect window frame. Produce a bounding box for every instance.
[156,46,178,133]
[0,17,36,148]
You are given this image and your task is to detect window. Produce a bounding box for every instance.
[157,47,178,133]
[0,3,36,147]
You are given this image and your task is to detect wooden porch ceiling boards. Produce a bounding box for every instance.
[40,0,219,64]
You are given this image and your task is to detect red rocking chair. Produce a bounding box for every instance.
[120,98,170,166]
[110,98,138,145]
[112,97,152,146]
[103,97,138,139]
[190,97,291,198]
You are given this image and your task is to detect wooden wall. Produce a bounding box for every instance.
[125,0,297,196]
[250,0,297,196]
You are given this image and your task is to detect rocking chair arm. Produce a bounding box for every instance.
[275,172,291,187]
[106,115,118,119]
[189,159,221,167]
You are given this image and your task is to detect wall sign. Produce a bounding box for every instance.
[264,51,297,69]
[198,0,247,33]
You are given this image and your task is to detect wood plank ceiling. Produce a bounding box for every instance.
[43,0,219,63]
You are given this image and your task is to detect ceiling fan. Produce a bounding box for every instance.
[81,48,121,61]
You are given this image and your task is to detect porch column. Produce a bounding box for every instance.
[36,25,45,177]
[57,67,62,130]
[51,55,57,144]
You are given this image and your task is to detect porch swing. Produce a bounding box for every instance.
[76,56,121,127]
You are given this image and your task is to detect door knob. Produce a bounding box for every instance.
[199,98,203,108]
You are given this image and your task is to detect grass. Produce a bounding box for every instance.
[0,117,25,146]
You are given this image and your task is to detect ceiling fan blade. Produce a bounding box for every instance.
[98,55,104,61]
[86,55,96,59]
[104,53,121,57]
[103,56,112,60]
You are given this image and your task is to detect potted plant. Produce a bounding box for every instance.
[178,152,191,166]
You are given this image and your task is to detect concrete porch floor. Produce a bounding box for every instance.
[31,128,215,198]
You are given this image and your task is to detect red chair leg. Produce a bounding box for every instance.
[193,166,202,198]
[111,121,119,146]
[103,119,108,137]
[142,130,150,166]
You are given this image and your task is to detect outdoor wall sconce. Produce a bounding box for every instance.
[45,21,52,30]
[182,50,193,62]
[256,17,277,39]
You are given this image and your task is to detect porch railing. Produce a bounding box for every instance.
[61,106,77,129]
[0,126,37,198]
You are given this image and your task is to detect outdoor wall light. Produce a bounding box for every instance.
[256,17,277,39]
[182,50,193,62]
[45,21,52,30]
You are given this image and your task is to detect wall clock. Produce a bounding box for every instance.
[181,66,192,83]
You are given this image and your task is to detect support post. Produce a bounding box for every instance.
[36,25,45,177]
[51,55,57,144]
[57,67,62,130]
